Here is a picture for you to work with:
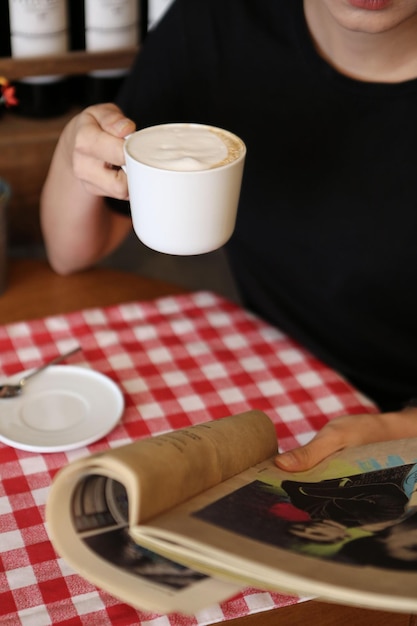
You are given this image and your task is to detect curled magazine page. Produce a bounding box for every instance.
[46,458,243,614]
[57,409,277,525]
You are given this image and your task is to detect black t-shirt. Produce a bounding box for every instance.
[110,0,417,410]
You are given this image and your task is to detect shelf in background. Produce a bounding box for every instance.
[0,47,139,81]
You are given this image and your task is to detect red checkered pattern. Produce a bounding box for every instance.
[0,291,376,625]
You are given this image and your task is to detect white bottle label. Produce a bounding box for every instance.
[85,0,138,30]
[85,0,139,78]
[9,0,68,44]
[9,0,68,83]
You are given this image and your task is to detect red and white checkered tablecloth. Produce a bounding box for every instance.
[0,291,376,626]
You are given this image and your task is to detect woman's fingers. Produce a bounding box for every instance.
[69,104,136,197]
[274,410,417,472]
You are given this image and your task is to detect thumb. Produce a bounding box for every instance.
[274,431,344,472]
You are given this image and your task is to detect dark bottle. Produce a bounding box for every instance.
[139,0,148,41]
[8,0,70,118]
[68,0,87,106]
[69,0,86,51]
[83,0,142,106]
[0,3,11,57]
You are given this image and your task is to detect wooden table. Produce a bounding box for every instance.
[1,257,415,626]
[0,257,185,324]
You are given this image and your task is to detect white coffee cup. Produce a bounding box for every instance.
[122,123,246,255]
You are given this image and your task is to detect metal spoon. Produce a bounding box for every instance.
[0,346,82,398]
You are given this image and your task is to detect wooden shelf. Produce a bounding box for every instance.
[0,47,139,80]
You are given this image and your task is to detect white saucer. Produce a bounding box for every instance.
[0,365,124,453]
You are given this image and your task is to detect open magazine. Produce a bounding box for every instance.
[46,410,417,615]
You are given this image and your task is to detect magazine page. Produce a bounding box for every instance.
[131,438,417,614]
[46,410,277,612]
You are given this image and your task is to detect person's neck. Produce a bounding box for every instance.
[303,0,417,83]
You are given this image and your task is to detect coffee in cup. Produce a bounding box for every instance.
[123,123,246,255]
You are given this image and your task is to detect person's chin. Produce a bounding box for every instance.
[331,0,414,36]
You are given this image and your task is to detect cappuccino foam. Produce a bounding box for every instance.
[127,123,244,172]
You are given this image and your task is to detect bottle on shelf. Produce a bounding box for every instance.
[69,0,86,51]
[147,0,174,30]
[8,0,70,118]
[0,3,11,57]
[71,0,142,106]
[68,0,87,105]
